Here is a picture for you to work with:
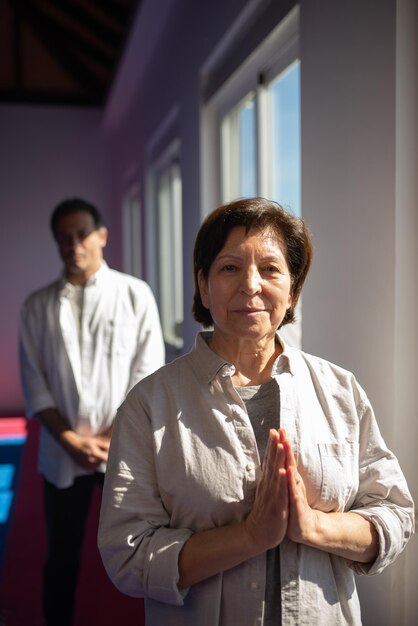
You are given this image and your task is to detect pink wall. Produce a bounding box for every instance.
[0,104,111,414]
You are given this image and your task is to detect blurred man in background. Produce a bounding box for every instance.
[19,197,165,626]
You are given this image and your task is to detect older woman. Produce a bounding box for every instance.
[98,198,414,626]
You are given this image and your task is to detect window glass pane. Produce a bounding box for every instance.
[269,61,300,216]
[221,92,256,201]
[157,162,183,350]
[239,95,256,197]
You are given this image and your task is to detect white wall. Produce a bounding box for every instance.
[300,0,417,623]
[0,105,107,414]
[393,0,418,623]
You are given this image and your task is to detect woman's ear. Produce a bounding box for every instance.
[197,270,209,309]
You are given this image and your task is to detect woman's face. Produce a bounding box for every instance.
[198,226,292,346]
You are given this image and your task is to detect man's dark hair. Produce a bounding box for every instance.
[50,198,105,237]
[192,197,313,328]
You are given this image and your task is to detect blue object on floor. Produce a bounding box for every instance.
[0,439,26,565]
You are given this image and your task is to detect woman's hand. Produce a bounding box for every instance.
[280,429,320,544]
[179,426,378,590]
[243,429,289,552]
[281,429,379,563]
[179,428,290,589]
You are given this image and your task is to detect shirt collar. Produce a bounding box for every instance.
[59,261,109,297]
[192,330,296,384]
[271,334,295,376]
[191,332,231,384]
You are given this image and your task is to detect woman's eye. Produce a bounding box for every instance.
[222,264,237,272]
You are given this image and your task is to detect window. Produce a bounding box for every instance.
[221,92,257,199]
[201,5,301,346]
[219,60,300,215]
[156,158,183,351]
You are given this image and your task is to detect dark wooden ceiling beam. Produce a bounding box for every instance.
[12,0,23,93]
[48,0,123,49]
[0,0,141,106]
[19,1,112,101]
[90,0,137,25]
[23,0,116,67]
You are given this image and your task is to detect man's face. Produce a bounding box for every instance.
[54,210,107,284]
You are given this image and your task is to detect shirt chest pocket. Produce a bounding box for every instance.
[318,442,359,512]
[103,320,138,356]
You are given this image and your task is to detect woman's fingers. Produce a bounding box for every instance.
[279,428,298,470]
[287,464,302,495]
[244,429,289,551]
[264,429,318,546]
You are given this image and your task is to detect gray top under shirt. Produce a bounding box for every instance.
[236,379,281,626]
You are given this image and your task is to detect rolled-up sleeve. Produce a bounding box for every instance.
[98,391,193,604]
[349,392,415,575]
[19,299,56,417]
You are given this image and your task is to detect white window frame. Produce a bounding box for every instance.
[200,5,299,215]
[155,150,183,350]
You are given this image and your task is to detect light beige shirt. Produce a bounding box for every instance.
[19,262,165,488]
[99,332,414,626]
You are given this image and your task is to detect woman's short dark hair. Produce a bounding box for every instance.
[192,197,313,328]
[50,198,105,237]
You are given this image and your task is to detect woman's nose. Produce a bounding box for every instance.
[239,268,261,295]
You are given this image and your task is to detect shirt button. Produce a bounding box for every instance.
[249,581,259,590]
[246,463,254,472]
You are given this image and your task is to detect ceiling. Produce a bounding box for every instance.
[0,0,141,107]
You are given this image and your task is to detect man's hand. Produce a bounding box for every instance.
[60,431,110,470]
[35,407,111,470]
